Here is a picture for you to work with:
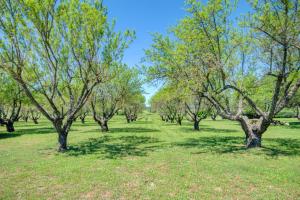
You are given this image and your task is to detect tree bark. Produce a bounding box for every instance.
[24,116,29,122]
[177,118,182,126]
[0,118,5,126]
[32,119,39,124]
[53,120,72,152]
[297,106,300,120]
[58,132,68,152]
[245,130,262,148]
[99,120,109,132]
[211,114,217,121]
[194,120,200,131]
[6,120,15,132]
[239,117,269,148]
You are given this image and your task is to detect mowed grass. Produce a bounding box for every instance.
[0,112,299,200]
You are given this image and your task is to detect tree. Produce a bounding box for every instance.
[145,0,300,148]
[185,93,209,130]
[123,93,145,123]
[77,105,89,124]
[0,73,23,132]
[0,0,133,151]
[288,91,300,120]
[29,108,41,124]
[150,85,185,125]
[91,65,142,132]
[21,108,30,122]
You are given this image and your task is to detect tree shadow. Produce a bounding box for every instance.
[173,136,300,157]
[0,133,21,139]
[72,122,97,127]
[67,135,163,159]
[109,127,160,133]
[179,127,239,133]
[0,127,56,140]
[288,121,300,129]
[129,121,154,125]
[15,127,56,135]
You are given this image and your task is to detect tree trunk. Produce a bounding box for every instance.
[6,120,15,132]
[0,118,5,126]
[80,117,85,124]
[194,120,200,131]
[58,132,68,152]
[297,106,300,120]
[100,120,109,132]
[32,119,38,124]
[177,118,182,125]
[211,114,217,121]
[239,117,269,148]
[54,120,72,152]
[245,130,262,148]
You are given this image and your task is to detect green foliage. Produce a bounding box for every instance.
[0,0,135,122]
[91,64,143,120]
[145,0,300,123]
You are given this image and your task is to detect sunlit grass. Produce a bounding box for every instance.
[0,112,299,199]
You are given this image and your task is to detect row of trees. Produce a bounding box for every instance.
[145,0,300,148]
[150,85,215,130]
[0,72,43,131]
[0,65,145,133]
[0,0,144,151]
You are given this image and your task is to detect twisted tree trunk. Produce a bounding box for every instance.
[239,116,270,148]
[99,119,109,132]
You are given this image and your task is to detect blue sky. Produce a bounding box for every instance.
[104,0,186,105]
[103,0,251,105]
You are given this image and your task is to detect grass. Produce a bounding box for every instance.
[0,112,299,199]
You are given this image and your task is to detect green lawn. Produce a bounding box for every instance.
[0,112,299,199]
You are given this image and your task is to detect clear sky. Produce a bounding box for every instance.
[103,0,186,105]
[103,0,251,105]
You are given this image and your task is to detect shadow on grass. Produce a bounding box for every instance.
[72,122,97,127]
[0,127,56,140]
[128,121,154,125]
[288,121,300,129]
[180,127,238,133]
[109,127,160,133]
[67,135,163,159]
[0,133,21,139]
[173,136,300,157]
